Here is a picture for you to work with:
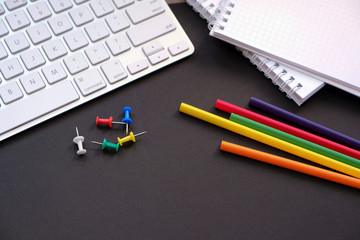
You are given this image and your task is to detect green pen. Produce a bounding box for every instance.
[229,113,360,169]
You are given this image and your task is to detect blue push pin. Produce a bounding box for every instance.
[122,107,132,135]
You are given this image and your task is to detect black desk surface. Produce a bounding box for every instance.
[1,4,360,240]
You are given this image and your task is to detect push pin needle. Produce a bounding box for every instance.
[73,127,86,155]
[117,131,147,146]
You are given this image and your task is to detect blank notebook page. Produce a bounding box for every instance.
[212,0,360,90]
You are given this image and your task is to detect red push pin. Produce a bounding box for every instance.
[96,116,125,127]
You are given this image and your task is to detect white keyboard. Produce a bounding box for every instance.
[0,0,194,141]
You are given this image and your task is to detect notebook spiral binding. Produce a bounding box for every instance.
[207,0,235,30]
[242,49,303,99]
[199,3,215,19]
[192,0,207,12]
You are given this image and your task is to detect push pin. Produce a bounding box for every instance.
[122,107,133,135]
[96,116,125,128]
[73,127,86,155]
[117,131,147,146]
[91,138,120,152]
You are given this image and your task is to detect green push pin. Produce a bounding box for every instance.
[91,138,120,152]
[117,131,147,146]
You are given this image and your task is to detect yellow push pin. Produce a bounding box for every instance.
[117,131,147,146]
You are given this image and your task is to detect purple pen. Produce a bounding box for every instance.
[249,97,360,151]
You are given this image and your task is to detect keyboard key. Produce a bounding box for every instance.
[48,14,73,35]
[101,59,127,84]
[5,9,31,31]
[105,34,130,56]
[26,23,52,44]
[0,58,24,80]
[4,0,27,11]
[85,43,110,65]
[0,4,5,15]
[0,42,8,60]
[63,30,89,51]
[168,40,190,56]
[0,81,23,104]
[89,0,114,18]
[20,72,46,94]
[64,52,89,75]
[105,12,130,33]
[85,21,110,42]
[74,69,107,96]
[142,40,163,56]
[0,81,79,135]
[20,48,46,70]
[4,32,30,54]
[27,1,52,22]
[74,0,89,4]
[127,59,148,74]
[125,0,164,24]
[148,49,169,65]
[0,19,9,37]
[126,14,176,47]
[48,0,72,13]
[112,0,134,9]
[69,5,93,27]
[42,62,68,84]
[42,39,68,60]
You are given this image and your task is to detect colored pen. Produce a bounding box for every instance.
[220,141,360,189]
[249,97,360,150]
[229,113,360,169]
[215,99,360,160]
[179,102,360,178]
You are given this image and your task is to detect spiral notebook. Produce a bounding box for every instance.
[241,50,324,105]
[187,0,324,105]
[186,0,220,21]
[209,0,360,97]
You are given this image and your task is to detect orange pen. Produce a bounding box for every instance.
[220,141,360,189]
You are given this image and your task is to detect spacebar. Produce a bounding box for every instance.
[0,81,79,135]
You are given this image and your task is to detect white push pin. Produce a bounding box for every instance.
[73,127,86,155]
